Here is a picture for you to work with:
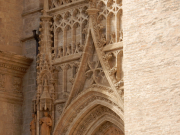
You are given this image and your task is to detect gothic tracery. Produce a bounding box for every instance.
[33,0,124,134]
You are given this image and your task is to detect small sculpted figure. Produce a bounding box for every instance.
[119,30,123,42]
[66,44,71,55]
[101,34,106,46]
[40,112,52,135]
[109,32,116,44]
[30,113,36,135]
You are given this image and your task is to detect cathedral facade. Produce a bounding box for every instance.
[0,0,180,135]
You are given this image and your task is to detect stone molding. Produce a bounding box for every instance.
[103,42,123,52]
[53,87,124,135]
[53,53,82,65]
[22,8,43,17]
[33,0,124,134]
[0,51,33,103]
[47,0,87,14]
[0,51,33,76]
[0,91,23,104]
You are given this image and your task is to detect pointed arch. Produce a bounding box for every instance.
[38,69,53,84]
[53,87,124,135]
[86,115,124,135]
[53,10,124,135]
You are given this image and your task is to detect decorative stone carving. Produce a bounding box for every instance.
[53,5,88,59]
[13,77,22,93]
[30,113,36,135]
[49,0,82,9]
[33,1,56,135]
[85,57,109,87]
[0,51,32,106]
[36,0,124,134]
[95,122,112,135]
[55,103,65,123]
[57,104,64,114]
[74,106,120,135]
[40,112,52,135]
[109,32,116,44]
[102,126,124,135]
[119,30,123,42]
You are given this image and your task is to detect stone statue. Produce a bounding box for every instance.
[30,113,36,135]
[40,112,52,135]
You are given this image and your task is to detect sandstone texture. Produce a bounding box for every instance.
[124,0,180,134]
[0,0,23,54]
[0,0,179,135]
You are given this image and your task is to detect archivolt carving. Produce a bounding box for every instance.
[96,125,123,135]
[93,121,114,135]
[35,0,124,134]
[90,120,124,135]
[75,106,120,135]
[53,88,123,135]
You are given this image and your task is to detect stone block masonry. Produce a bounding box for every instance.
[124,0,180,135]
[22,0,43,135]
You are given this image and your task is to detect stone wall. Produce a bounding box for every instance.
[22,40,37,135]
[0,101,22,135]
[0,51,32,135]
[0,0,23,55]
[22,0,42,135]
[124,0,180,134]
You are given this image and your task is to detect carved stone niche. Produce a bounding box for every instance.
[0,51,33,104]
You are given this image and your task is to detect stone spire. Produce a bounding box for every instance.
[33,0,55,134]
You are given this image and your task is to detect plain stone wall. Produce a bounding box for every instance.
[0,101,22,135]
[0,0,23,54]
[22,0,42,135]
[22,40,37,135]
[124,0,180,135]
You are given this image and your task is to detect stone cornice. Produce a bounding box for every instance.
[53,53,82,65]
[103,42,123,52]
[0,51,33,103]
[0,51,33,76]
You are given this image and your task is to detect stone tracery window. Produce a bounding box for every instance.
[97,0,123,45]
[47,0,124,128]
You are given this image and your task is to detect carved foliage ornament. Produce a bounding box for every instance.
[59,95,122,134]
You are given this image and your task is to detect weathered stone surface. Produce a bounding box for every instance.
[0,0,180,135]
[0,0,23,55]
[124,0,180,134]
[0,51,32,135]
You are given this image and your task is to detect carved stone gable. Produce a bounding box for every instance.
[33,0,124,134]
